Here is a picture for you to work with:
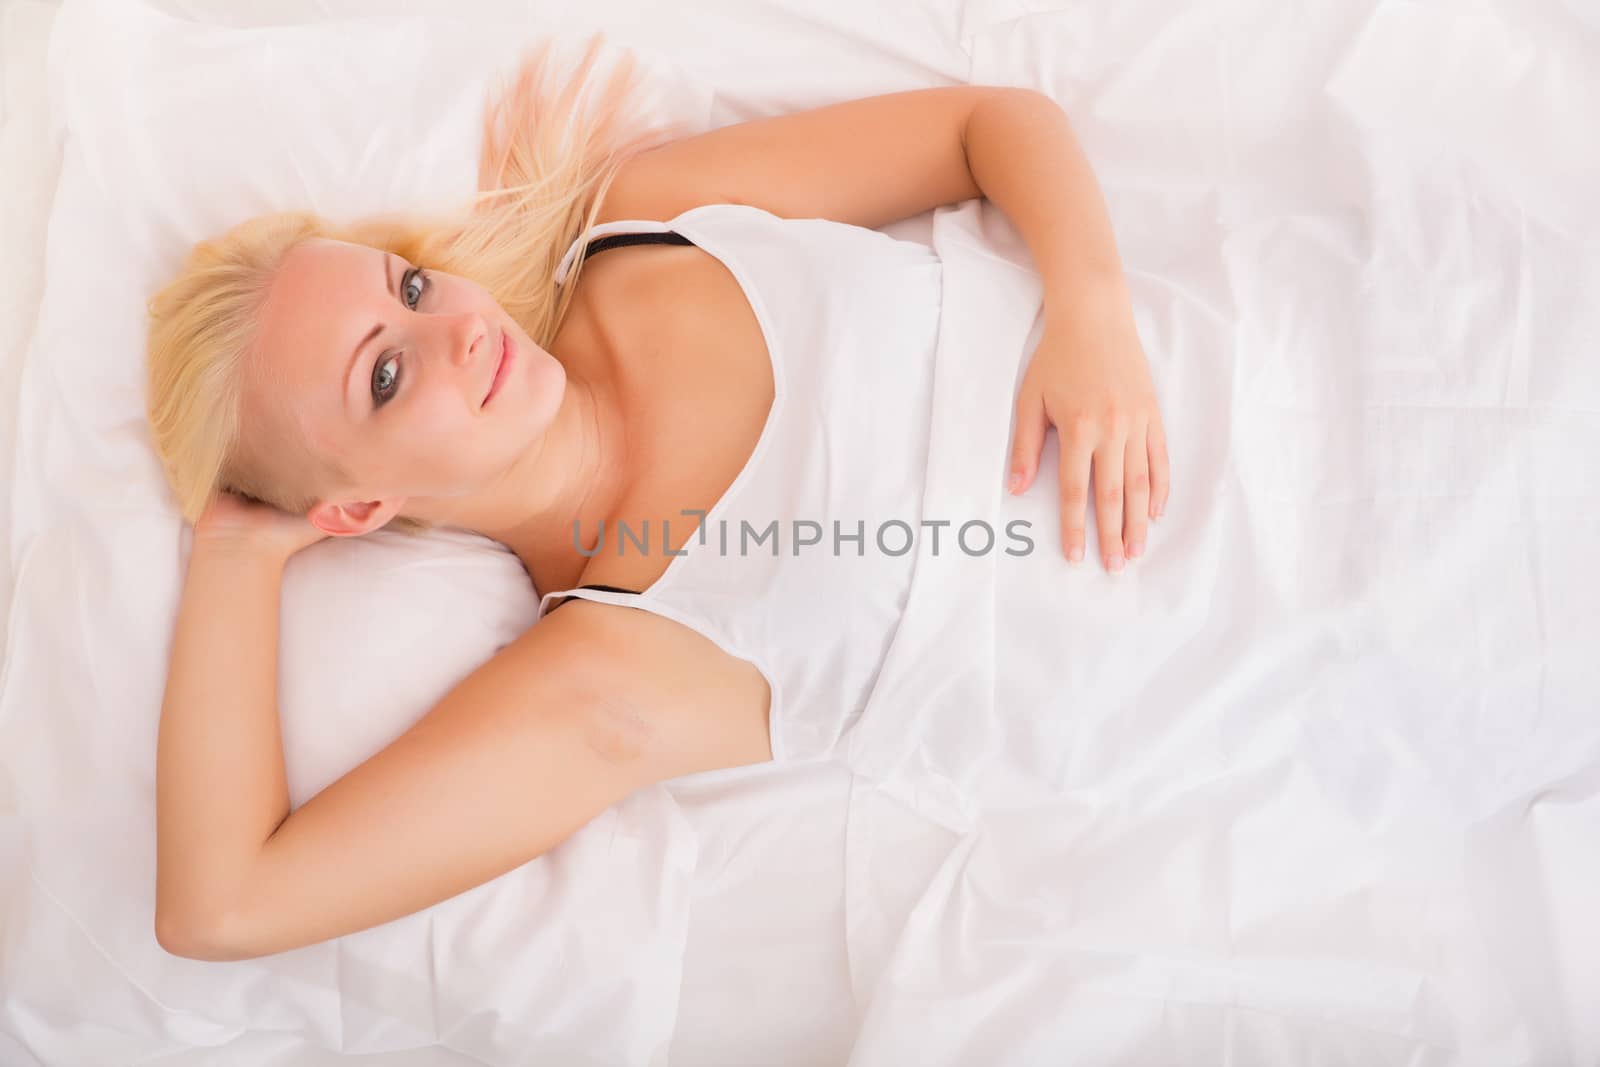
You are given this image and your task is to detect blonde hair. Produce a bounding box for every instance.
[145,35,686,537]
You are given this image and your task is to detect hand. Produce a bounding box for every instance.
[1007,290,1170,571]
[193,489,332,562]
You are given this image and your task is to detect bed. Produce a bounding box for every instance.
[2,0,1597,1064]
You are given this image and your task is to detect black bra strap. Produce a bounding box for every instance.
[547,582,644,615]
[583,231,693,260]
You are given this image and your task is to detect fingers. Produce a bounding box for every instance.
[1093,432,1126,572]
[1024,390,1171,572]
[1148,416,1171,520]
[1058,418,1094,564]
[1007,385,1049,495]
[1124,432,1150,561]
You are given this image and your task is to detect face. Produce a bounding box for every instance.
[246,238,565,533]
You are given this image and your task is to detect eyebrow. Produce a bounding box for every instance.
[345,252,398,417]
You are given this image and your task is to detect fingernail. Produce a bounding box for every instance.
[1128,541,1142,559]
[1108,554,1124,572]
[1068,545,1083,563]
[1008,472,1021,494]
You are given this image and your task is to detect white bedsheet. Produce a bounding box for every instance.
[4,0,1598,1065]
[0,0,66,667]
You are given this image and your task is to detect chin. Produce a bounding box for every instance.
[522,346,567,423]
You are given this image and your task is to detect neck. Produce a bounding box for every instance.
[491,373,632,592]
[414,307,635,595]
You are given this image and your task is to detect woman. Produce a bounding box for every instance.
[146,38,1170,962]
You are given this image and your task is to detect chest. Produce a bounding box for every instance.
[576,246,776,593]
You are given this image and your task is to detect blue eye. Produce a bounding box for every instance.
[371,267,428,408]
[403,267,428,309]
[372,352,401,407]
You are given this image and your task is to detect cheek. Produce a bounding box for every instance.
[411,379,470,422]
[381,399,468,475]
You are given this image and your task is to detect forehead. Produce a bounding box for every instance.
[249,238,385,442]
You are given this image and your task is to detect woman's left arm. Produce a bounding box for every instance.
[600,86,1169,571]
[963,92,1171,572]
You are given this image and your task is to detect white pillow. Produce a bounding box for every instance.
[3,0,717,1062]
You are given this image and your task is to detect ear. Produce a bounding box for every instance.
[306,495,407,538]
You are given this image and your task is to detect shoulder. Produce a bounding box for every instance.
[590,153,729,228]
[571,181,748,331]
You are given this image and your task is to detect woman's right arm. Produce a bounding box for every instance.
[156,535,298,946]
[156,533,768,961]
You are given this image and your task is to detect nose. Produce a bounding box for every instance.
[445,312,489,368]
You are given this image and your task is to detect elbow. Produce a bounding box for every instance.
[154,905,254,962]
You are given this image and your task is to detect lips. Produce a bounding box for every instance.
[483,330,511,408]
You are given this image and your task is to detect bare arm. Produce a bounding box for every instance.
[601,85,1128,298]
[155,538,293,931]
[155,535,767,961]
[599,86,1169,564]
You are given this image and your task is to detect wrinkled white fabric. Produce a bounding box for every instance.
[4,0,1599,1064]
[540,202,956,776]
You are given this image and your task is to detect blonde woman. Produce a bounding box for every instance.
[147,37,1170,962]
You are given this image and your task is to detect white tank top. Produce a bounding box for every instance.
[538,202,1046,832]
